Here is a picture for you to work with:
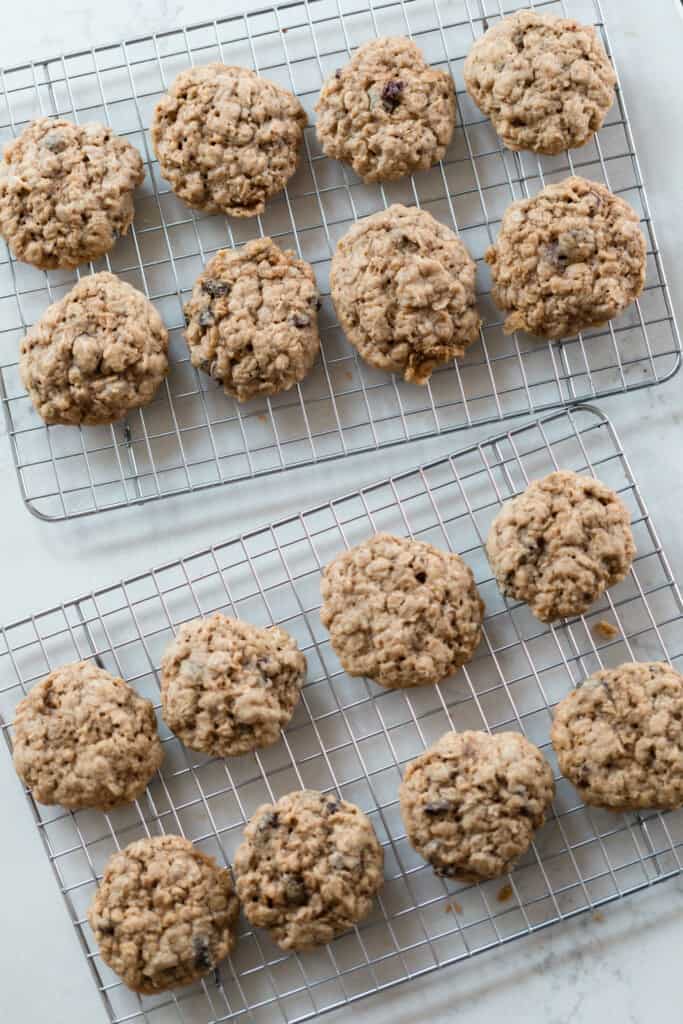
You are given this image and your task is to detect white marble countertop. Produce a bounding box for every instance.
[1,2,682,1022]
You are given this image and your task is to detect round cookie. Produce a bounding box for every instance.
[486,470,635,623]
[0,117,144,270]
[463,10,616,155]
[19,271,168,426]
[88,835,239,993]
[12,661,163,811]
[315,36,456,183]
[183,238,320,402]
[234,789,383,950]
[400,730,555,882]
[160,613,306,757]
[552,662,683,811]
[485,176,647,339]
[330,205,480,384]
[151,64,307,218]
[320,532,484,689]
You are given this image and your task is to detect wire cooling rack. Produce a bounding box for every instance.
[2,404,683,1024]
[0,0,680,521]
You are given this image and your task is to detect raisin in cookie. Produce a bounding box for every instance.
[0,117,144,270]
[485,176,647,339]
[151,64,306,218]
[320,532,484,689]
[330,205,480,384]
[184,238,320,402]
[160,613,306,757]
[552,662,683,811]
[19,271,168,425]
[88,835,239,993]
[234,790,383,950]
[486,470,635,623]
[464,10,616,155]
[315,36,456,183]
[400,730,554,882]
[12,661,162,811]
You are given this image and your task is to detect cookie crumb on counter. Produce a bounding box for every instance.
[445,900,463,914]
[594,620,620,640]
[497,883,513,903]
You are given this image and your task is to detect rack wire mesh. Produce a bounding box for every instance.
[2,403,683,1024]
[0,0,680,520]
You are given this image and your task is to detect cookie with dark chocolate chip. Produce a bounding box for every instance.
[316,36,456,182]
[552,662,683,810]
[329,205,480,384]
[183,237,320,402]
[160,612,306,756]
[88,835,239,993]
[12,660,163,810]
[485,177,646,339]
[0,117,143,269]
[486,469,635,622]
[234,790,384,950]
[400,730,554,882]
[320,532,484,688]
[151,64,306,217]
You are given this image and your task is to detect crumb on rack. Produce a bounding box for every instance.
[497,883,513,903]
[344,370,353,381]
[257,414,267,423]
[592,911,605,923]
[445,900,463,914]
[594,620,620,640]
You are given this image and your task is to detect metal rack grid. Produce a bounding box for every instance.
[0,0,680,521]
[2,404,683,1024]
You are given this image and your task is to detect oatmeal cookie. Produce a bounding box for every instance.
[485,176,647,339]
[151,64,307,217]
[330,204,480,384]
[88,835,239,993]
[463,10,616,155]
[12,661,162,811]
[160,613,306,757]
[183,237,320,401]
[320,532,484,689]
[0,117,144,270]
[552,662,683,811]
[486,470,635,623]
[234,790,383,950]
[19,271,168,425]
[400,730,554,882]
[315,36,456,182]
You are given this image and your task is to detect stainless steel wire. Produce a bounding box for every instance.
[2,403,683,1024]
[0,0,679,520]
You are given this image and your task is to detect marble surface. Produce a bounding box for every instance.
[0,2,682,1022]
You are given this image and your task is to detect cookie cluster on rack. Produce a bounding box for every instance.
[0,10,646,431]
